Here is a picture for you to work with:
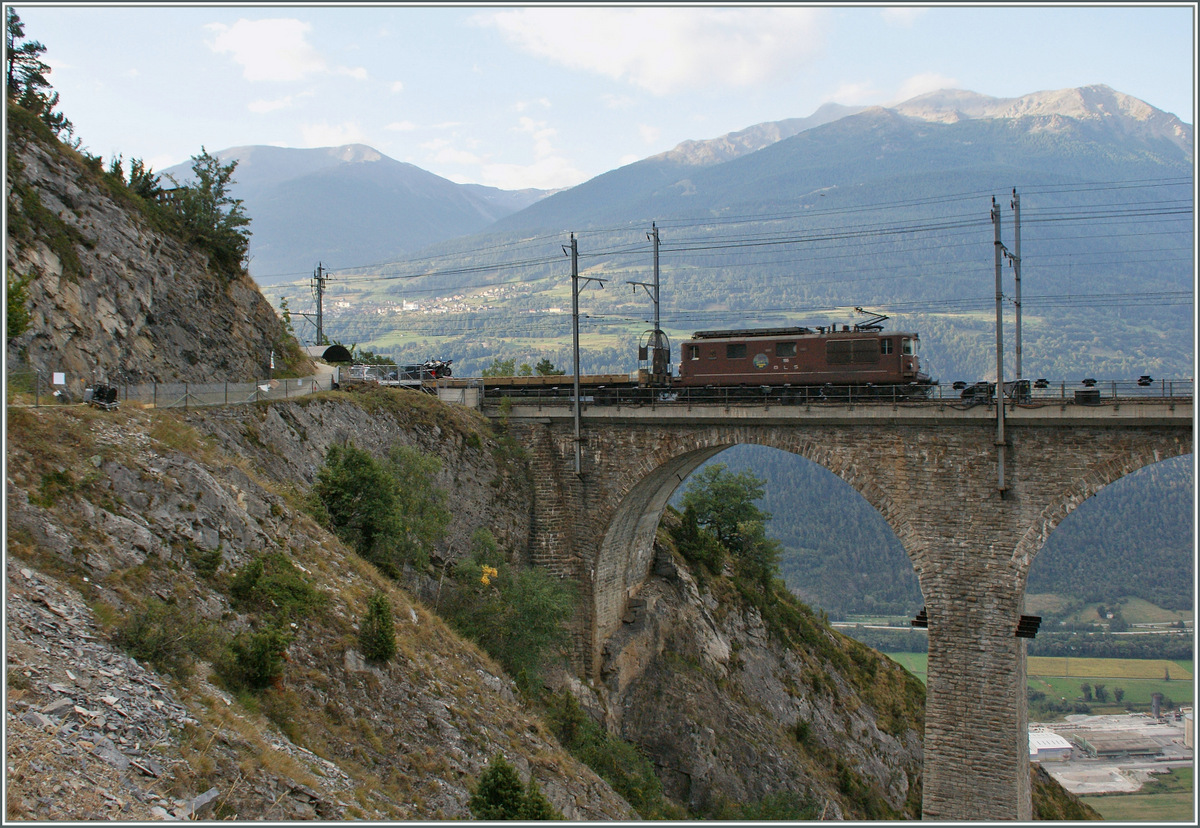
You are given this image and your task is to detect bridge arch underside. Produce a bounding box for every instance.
[591,427,920,677]
[545,419,1191,821]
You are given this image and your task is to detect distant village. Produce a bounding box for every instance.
[326,283,565,320]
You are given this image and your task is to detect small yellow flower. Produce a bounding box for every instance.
[480,565,499,586]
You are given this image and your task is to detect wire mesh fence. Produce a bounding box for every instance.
[5,371,337,410]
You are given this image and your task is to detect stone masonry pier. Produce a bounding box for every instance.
[493,397,1192,820]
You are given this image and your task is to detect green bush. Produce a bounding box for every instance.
[468,754,562,820]
[439,530,575,694]
[6,268,31,342]
[113,599,213,680]
[217,625,293,690]
[359,591,397,664]
[228,551,323,622]
[671,504,726,574]
[710,790,821,820]
[542,690,668,818]
[186,543,223,579]
[309,442,448,577]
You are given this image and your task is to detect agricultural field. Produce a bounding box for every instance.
[1080,767,1194,823]
[1024,594,1193,629]
[1027,656,1191,681]
[883,653,1195,713]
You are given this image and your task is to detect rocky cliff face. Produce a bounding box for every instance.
[5,106,312,397]
[570,519,925,818]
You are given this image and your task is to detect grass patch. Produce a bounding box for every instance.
[884,652,927,681]
[1028,675,1192,710]
[1028,656,1191,681]
[1080,767,1193,822]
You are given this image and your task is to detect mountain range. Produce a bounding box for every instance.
[162,144,554,283]
[175,84,1192,294]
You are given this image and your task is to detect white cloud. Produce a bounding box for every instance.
[425,143,484,167]
[824,82,883,106]
[477,156,586,190]
[602,93,636,109]
[514,116,558,159]
[386,120,417,132]
[514,98,552,113]
[390,80,405,93]
[477,7,827,94]
[896,73,960,101]
[207,19,325,82]
[638,124,660,145]
[300,121,367,147]
[248,96,296,114]
[207,18,367,83]
[880,8,927,28]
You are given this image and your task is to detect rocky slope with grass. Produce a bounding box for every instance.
[4,398,631,820]
[5,104,313,399]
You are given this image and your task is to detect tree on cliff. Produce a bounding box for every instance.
[5,8,72,138]
[679,463,780,591]
[309,442,449,577]
[680,463,770,553]
[166,147,252,277]
[468,754,562,820]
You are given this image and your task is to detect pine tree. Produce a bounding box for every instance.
[5,8,72,137]
[468,754,562,820]
[166,147,251,276]
[468,755,527,819]
[359,591,396,664]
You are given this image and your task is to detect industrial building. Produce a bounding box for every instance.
[1069,730,1163,759]
[1028,729,1074,762]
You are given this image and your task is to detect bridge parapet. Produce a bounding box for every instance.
[493,397,1191,427]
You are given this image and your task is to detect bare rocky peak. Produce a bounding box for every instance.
[653,85,1192,169]
[653,103,867,166]
[891,84,1192,158]
[331,143,384,163]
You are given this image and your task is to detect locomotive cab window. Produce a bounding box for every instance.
[775,342,796,358]
[880,339,893,355]
[687,344,700,360]
[726,343,747,359]
[902,338,915,355]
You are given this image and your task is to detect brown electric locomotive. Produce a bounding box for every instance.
[675,322,931,393]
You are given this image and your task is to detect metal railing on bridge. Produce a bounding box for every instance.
[473,378,1194,409]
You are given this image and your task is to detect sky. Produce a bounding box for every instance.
[9,3,1197,191]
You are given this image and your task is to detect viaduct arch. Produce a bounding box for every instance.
[499,399,1191,820]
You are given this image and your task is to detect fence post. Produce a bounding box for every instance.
[34,370,40,407]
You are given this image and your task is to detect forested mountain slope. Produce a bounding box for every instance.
[687,446,1193,621]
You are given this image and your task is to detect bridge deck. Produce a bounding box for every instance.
[492,398,1193,427]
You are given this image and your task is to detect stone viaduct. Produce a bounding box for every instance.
[489,395,1192,820]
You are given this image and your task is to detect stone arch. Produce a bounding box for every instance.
[1010,440,1193,590]
[588,425,924,676]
